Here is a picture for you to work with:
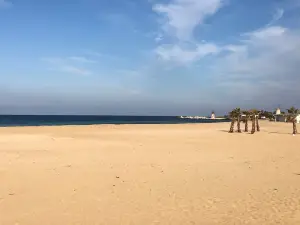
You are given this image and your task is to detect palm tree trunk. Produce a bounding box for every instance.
[256,116,260,132]
[245,118,248,132]
[251,116,256,134]
[229,120,235,133]
[293,120,297,134]
[237,117,241,133]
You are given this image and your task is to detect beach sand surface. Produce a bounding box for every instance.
[0,121,300,225]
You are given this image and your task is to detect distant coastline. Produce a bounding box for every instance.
[179,116,227,120]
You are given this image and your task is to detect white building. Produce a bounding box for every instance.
[296,114,300,124]
[275,108,281,115]
[211,112,216,119]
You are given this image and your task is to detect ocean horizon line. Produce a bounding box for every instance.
[0,115,229,127]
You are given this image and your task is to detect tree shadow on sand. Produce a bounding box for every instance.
[219,130,253,134]
[219,130,230,133]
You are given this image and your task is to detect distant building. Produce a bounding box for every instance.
[274,115,287,122]
[296,114,300,124]
[275,107,281,115]
[211,111,216,119]
[274,107,286,122]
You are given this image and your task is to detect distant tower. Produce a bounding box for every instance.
[211,111,216,119]
[275,107,281,115]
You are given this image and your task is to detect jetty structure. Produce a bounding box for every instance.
[179,111,226,120]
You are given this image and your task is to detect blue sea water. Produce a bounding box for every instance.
[0,115,229,127]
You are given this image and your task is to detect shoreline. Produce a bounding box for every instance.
[0,122,229,130]
[0,114,230,128]
[0,120,230,128]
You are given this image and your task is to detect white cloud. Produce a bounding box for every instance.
[154,25,290,66]
[224,45,247,53]
[68,56,96,64]
[244,26,286,40]
[155,43,220,64]
[211,26,300,105]
[153,0,223,41]
[152,0,224,64]
[0,0,12,8]
[149,1,300,109]
[218,26,300,78]
[268,8,284,25]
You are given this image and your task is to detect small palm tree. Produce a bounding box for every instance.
[287,107,299,135]
[262,111,275,121]
[242,110,251,132]
[249,110,257,134]
[256,110,260,132]
[228,110,237,133]
[235,108,242,133]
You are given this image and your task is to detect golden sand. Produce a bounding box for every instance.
[0,121,300,225]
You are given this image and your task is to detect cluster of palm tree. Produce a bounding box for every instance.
[228,107,299,135]
[228,108,260,134]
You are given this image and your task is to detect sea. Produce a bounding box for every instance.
[0,115,230,127]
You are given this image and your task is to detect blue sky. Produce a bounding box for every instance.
[0,0,300,115]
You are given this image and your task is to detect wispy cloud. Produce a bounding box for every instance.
[0,0,12,8]
[211,25,300,105]
[155,33,163,42]
[243,26,286,40]
[150,0,300,107]
[41,56,93,76]
[155,42,220,64]
[83,50,118,60]
[153,0,223,41]
[152,0,224,64]
[268,8,284,25]
[68,56,96,64]
[60,65,92,76]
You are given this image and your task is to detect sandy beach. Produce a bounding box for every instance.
[0,121,300,225]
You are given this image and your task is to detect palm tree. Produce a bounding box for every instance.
[249,110,257,134]
[242,110,250,132]
[235,108,242,133]
[228,110,237,133]
[264,111,275,121]
[287,107,299,135]
[256,110,260,132]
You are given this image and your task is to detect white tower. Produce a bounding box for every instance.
[275,107,281,115]
[211,111,216,119]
